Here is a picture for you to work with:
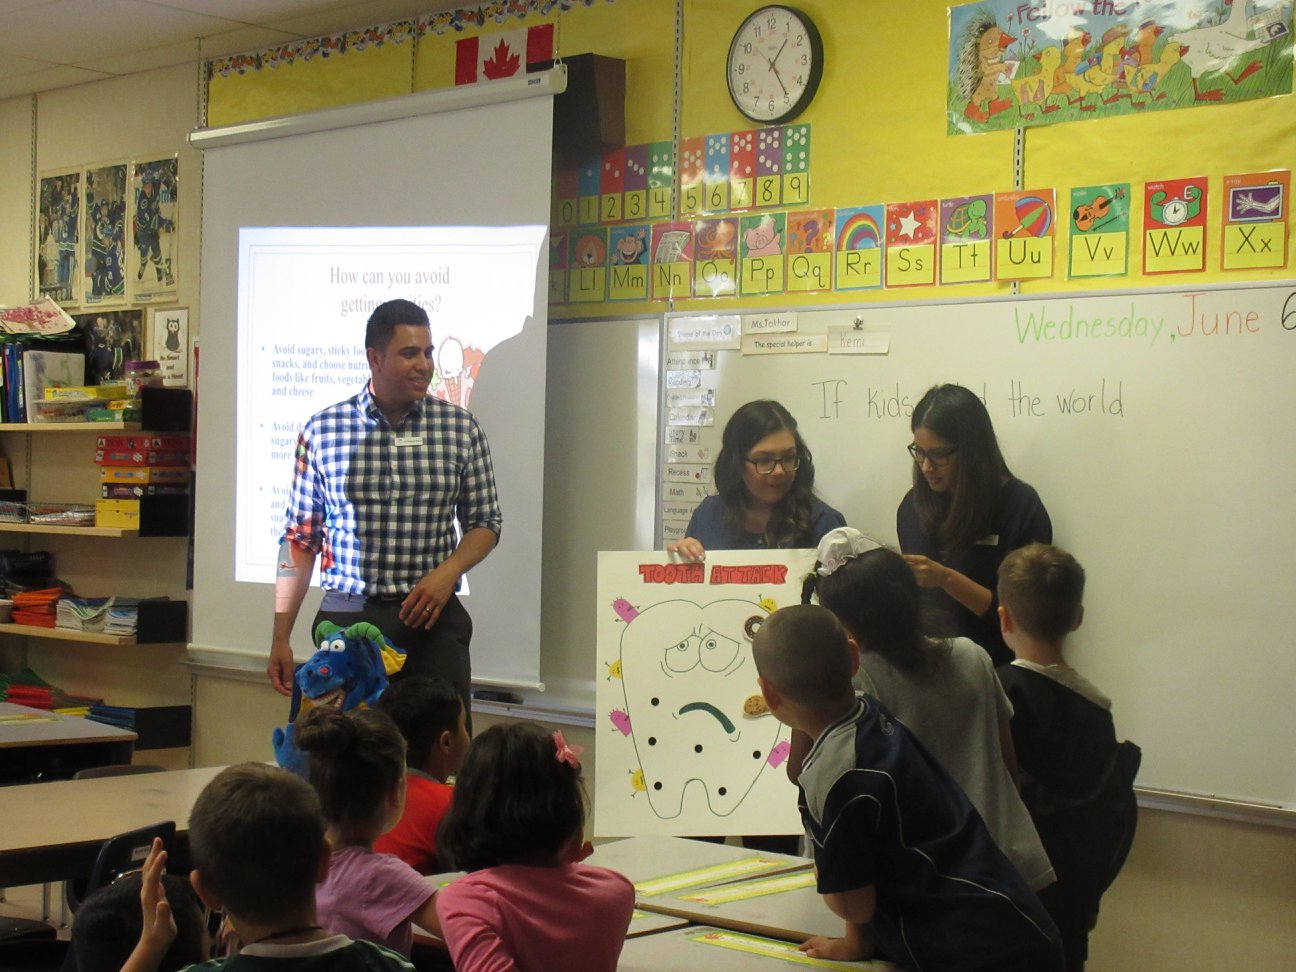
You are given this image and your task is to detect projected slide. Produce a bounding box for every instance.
[235,225,545,585]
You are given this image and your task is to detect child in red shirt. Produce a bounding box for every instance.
[374,675,470,873]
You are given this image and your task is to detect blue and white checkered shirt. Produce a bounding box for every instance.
[281,385,502,596]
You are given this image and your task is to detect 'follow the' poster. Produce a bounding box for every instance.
[948,0,1293,135]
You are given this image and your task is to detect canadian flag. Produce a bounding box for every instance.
[455,23,554,85]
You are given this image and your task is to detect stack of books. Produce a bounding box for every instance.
[94,433,191,528]
[11,588,62,627]
[57,595,144,634]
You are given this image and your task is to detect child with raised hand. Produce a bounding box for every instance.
[374,675,470,874]
[294,706,439,957]
[753,604,1063,971]
[808,527,1054,893]
[435,722,635,972]
[997,543,1140,972]
[184,762,414,970]
[74,837,208,972]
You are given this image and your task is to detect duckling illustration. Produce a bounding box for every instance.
[957,10,1016,122]
[1011,46,1062,116]
[1051,30,1090,102]
[1072,25,1130,108]
[1128,42,1188,105]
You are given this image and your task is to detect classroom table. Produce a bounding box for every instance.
[616,925,895,971]
[586,836,843,944]
[0,701,136,784]
[0,764,223,888]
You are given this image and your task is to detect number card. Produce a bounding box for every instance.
[754,127,782,208]
[623,144,650,224]
[781,124,810,206]
[679,136,706,218]
[601,146,625,224]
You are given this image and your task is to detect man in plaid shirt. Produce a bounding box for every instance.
[267,299,502,721]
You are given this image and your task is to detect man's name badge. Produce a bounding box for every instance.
[393,435,423,448]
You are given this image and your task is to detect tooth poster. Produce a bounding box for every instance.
[595,549,814,837]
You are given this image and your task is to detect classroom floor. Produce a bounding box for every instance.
[0,884,70,970]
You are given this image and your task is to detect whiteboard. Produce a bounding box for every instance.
[658,282,1296,810]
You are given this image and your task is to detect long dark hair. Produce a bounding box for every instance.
[812,547,935,673]
[295,706,406,830]
[714,399,819,546]
[438,722,585,871]
[910,384,1010,557]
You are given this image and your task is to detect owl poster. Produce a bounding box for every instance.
[595,548,814,837]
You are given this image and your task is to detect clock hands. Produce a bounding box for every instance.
[766,39,789,96]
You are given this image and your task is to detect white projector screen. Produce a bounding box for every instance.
[193,86,555,692]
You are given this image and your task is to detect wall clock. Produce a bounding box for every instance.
[726,5,824,125]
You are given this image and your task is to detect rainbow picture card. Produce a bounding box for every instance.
[651,221,695,300]
[1143,177,1207,274]
[834,205,884,290]
[1068,183,1130,278]
[885,199,937,287]
[694,217,739,298]
[785,209,833,293]
[1221,170,1289,271]
[995,189,1056,281]
[940,193,993,284]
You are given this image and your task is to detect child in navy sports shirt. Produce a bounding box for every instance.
[752,604,1063,971]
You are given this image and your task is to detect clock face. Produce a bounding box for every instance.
[727,5,824,125]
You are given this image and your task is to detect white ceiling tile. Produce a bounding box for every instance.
[0,0,243,62]
[0,64,112,100]
[0,52,58,80]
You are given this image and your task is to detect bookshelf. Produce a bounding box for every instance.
[0,387,192,651]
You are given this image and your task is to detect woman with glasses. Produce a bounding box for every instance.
[898,384,1052,666]
[669,399,845,562]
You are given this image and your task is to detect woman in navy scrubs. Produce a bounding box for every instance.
[897,384,1052,666]
[669,399,845,562]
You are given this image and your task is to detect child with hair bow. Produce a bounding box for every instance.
[436,723,634,971]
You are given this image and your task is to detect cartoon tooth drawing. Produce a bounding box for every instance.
[609,708,632,735]
[617,598,781,819]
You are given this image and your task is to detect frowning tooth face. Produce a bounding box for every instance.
[619,598,780,819]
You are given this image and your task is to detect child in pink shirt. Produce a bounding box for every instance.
[435,722,635,972]
[295,706,439,957]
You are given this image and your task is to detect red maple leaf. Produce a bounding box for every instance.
[482,39,520,79]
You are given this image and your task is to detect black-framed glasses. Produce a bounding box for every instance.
[744,454,801,475]
[907,443,958,467]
